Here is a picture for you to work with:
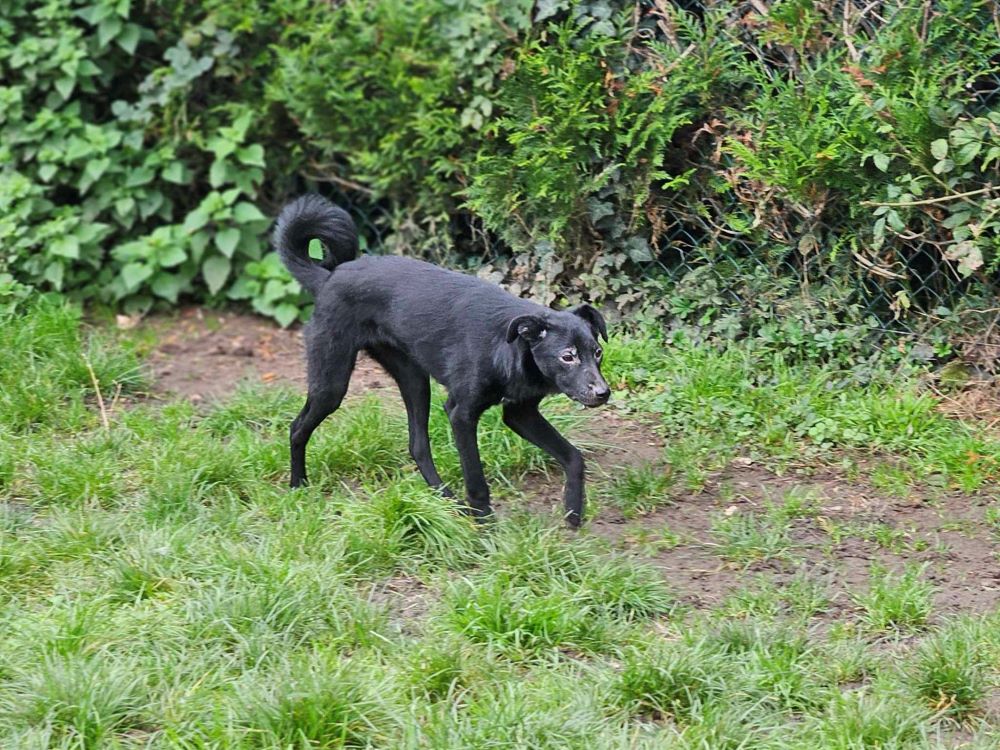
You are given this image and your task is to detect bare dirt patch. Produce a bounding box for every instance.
[141,306,389,402]
[143,308,1000,621]
[587,464,1000,620]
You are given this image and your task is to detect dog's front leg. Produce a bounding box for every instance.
[445,399,492,521]
[502,400,585,527]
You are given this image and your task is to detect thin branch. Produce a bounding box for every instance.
[85,358,110,430]
[301,166,375,195]
[860,186,994,207]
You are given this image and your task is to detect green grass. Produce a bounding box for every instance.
[1,300,998,747]
[709,508,795,565]
[604,329,1000,491]
[854,564,936,633]
[605,462,675,517]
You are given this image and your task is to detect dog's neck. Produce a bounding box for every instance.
[494,340,552,403]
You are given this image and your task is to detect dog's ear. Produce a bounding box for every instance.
[506,315,548,344]
[569,304,608,342]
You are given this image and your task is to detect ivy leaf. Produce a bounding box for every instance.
[182,208,210,234]
[208,137,236,160]
[932,158,954,175]
[624,236,652,263]
[273,302,300,328]
[233,201,267,223]
[115,197,135,217]
[236,144,265,167]
[886,209,905,232]
[189,230,210,260]
[930,139,948,160]
[54,77,75,100]
[121,262,153,291]
[954,141,981,166]
[873,217,886,250]
[941,211,970,230]
[50,235,80,259]
[162,161,188,184]
[587,199,614,222]
[209,159,229,188]
[268,279,295,304]
[116,23,142,54]
[214,227,241,258]
[85,157,111,183]
[202,255,231,294]
[872,152,890,172]
[151,272,184,302]
[138,192,165,220]
[535,0,566,21]
[44,261,64,289]
[125,167,155,187]
[945,241,984,277]
[97,16,123,47]
[158,245,187,268]
[227,276,256,300]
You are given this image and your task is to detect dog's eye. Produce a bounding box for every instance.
[560,352,576,363]
[595,348,603,361]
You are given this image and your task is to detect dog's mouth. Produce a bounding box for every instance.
[575,393,610,408]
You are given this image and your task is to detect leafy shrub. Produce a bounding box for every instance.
[1,0,997,350]
[0,0,303,319]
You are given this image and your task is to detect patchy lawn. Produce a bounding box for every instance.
[1,299,998,748]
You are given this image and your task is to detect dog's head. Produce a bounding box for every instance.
[506,304,610,407]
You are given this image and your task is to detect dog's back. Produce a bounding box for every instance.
[315,255,544,389]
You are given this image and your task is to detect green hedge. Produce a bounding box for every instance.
[2,0,998,337]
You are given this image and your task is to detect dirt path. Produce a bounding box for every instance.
[142,306,390,402]
[140,308,1000,622]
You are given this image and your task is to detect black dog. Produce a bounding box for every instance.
[274,194,610,527]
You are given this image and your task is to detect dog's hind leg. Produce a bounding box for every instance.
[290,341,357,488]
[502,399,585,527]
[367,346,451,496]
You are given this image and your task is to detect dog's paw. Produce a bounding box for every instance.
[459,500,494,524]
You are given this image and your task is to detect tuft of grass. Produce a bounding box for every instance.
[613,641,724,721]
[854,564,935,632]
[439,522,672,654]
[350,478,480,567]
[742,632,827,712]
[222,656,396,748]
[310,394,410,482]
[1,653,151,748]
[909,623,990,719]
[802,691,927,749]
[709,509,794,565]
[5,302,1000,749]
[606,462,675,517]
[441,576,614,654]
[399,636,496,702]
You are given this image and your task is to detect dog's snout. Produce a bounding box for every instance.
[590,382,611,403]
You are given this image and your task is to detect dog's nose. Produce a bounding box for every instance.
[593,384,610,401]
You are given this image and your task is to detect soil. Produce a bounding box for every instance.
[140,308,1000,623]
[589,465,1000,620]
[142,306,390,403]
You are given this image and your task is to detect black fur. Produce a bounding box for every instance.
[276,194,611,527]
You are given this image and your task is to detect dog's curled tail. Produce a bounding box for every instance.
[273,194,359,296]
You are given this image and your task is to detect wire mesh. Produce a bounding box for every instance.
[316,1,998,337]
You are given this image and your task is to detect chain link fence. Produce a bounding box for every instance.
[321,0,999,347]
